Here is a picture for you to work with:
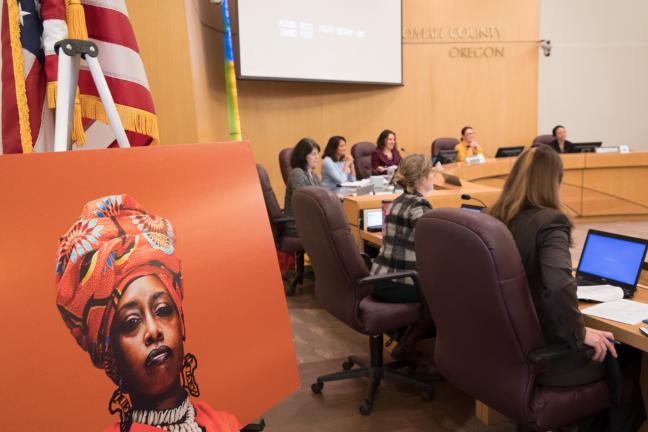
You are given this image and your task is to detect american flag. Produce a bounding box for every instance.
[1,0,158,154]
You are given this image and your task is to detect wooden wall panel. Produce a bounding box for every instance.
[129,0,539,201]
[126,0,199,144]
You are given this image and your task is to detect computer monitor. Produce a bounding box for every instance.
[576,229,648,293]
[433,149,458,165]
[567,142,602,153]
[495,146,524,158]
[363,208,383,232]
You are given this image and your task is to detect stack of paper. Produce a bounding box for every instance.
[577,285,624,302]
[582,299,648,325]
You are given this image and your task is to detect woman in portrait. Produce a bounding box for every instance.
[55,194,242,432]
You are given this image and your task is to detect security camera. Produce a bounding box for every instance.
[539,39,552,57]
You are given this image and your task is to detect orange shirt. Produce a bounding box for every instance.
[104,401,242,432]
[454,141,484,162]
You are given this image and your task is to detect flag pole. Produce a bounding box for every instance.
[220,0,242,141]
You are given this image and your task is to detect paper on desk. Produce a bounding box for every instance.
[577,285,624,302]
[341,179,371,188]
[582,299,648,325]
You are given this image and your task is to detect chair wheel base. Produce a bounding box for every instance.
[311,382,324,394]
[359,401,373,415]
[342,360,354,371]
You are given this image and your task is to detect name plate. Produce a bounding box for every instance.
[465,154,486,164]
[595,146,620,154]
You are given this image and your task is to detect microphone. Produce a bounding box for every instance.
[461,194,487,208]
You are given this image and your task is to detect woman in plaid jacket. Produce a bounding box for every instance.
[370,154,435,303]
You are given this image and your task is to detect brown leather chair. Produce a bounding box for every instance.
[351,141,376,180]
[532,134,555,148]
[292,186,433,415]
[278,148,293,185]
[256,164,304,296]
[431,137,459,157]
[414,209,608,431]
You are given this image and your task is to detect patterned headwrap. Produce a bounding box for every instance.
[55,195,184,383]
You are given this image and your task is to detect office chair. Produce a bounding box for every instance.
[278,148,293,185]
[292,186,434,415]
[350,141,376,180]
[415,209,609,431]
[431,137,460,158]
[256,164,305,296]
[532,134,554,148]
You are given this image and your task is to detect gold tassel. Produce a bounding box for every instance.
[47,82,58,109]
[6,0,33,153]
[62,0,88,145]
[65,0,88,39]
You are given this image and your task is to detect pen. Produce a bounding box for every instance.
[607,338,621,346]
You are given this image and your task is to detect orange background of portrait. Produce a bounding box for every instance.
[0,142,299,430]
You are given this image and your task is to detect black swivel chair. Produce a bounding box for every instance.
[292,186,434,415]
[257,164,305,296]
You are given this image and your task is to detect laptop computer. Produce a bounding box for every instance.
[363,208,383,232]
[575,229,648,298]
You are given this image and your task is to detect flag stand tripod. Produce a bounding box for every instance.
[53,38,130,152]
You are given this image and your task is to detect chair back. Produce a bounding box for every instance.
[278,148,293,185]
[292,187,372,331]
[351,142,376,180]
[431,137,460,157]
[532,134,554,147]
[415,208,545,420]
[256,164,284,241]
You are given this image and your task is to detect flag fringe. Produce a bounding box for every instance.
[7,0,33,153]
[80,95,160,145]
[45,87,160,145]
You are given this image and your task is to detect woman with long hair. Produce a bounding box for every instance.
[371,129,401,175]
[489,146,644,430]
[284,138,322,237]
[321,135,356,190]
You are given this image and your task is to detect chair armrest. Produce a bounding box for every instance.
[273,216,294,224]
[357,270,420,287]
[528,345,593,364]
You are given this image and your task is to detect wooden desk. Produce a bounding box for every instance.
[344,176,501,248]
[346,152,648,249]
[442,152,648,218]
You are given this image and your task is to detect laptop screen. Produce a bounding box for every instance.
[577,230,648,287]
[363,208,383,230]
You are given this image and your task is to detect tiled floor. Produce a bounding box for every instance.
[263,220,648,431]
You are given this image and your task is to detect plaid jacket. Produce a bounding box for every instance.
[370,192,432,284]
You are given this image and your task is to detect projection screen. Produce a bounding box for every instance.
[236,0,402,85]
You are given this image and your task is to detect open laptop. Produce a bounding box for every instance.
[575,229,648,298]
[363,208,383,232]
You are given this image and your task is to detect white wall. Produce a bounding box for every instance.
[539,0,648,150]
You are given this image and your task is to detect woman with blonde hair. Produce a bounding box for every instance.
[370,154,436,361]
[490,145,644,431]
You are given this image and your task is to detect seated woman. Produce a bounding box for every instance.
[370,154,435,359]
[55,195,242,432]
[454,126,484,162]
[489,146,644,431]
[284,138,321,237]
[548,124,574,153]
[371,129,401,175]
[321,135,356,190]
